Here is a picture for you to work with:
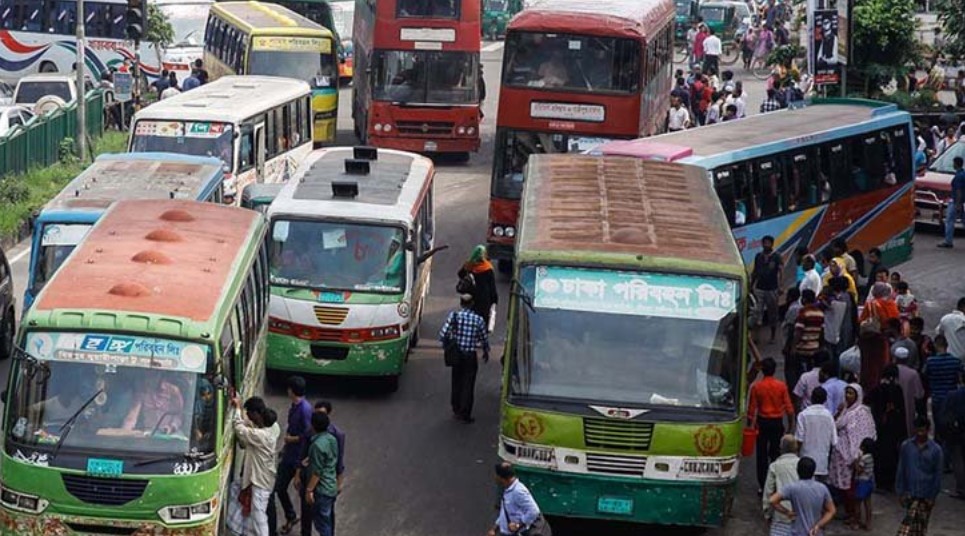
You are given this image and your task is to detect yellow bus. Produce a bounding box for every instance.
[204,1,339,144]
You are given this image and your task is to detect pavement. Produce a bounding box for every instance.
[2,45,965,535]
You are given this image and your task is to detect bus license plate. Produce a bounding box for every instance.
[423,141,438,152]
[87,458,124,477]
[597,496,634,515]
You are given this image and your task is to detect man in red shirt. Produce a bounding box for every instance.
[748,357,795,494]
[693,23,708,68]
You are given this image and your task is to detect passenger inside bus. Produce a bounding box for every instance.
[537,49,569,88]
[397,0,457,18]
[122,371,186,436]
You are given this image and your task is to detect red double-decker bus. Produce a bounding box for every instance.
[352,0,482,155]
[488,0,675,266]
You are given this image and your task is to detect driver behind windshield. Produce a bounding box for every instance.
[122,371,186,435]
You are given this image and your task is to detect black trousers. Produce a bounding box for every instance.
[756,417,785,489]
[267,462,299,536]
[451,353,478,419]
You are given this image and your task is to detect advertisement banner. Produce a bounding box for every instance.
[812,10,841,86]
[836,0,850,66]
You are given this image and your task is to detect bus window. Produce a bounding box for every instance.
[713,167,737,227]
[890,126,913,183]
[397,0,457,19]
[862,133,887,191]
[755,158,784,218]
[239,123,255,171]
[504,32,641,94]
[785,150,816,211]
[822,141,850,200]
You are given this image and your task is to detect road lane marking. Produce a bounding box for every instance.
[482,41,504,53]
[9,247,30,265]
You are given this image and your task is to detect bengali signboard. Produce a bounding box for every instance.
[25,332,208,374]
[252,36,331,53]
[533,266,738,321]
[530,102,605,123]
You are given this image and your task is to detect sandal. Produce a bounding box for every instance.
[280,518,300,535]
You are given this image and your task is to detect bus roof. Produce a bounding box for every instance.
[44,153,223,211]
[212,1,334,36]
[268,146,434,224]
[34,199,261,323]
[652,99,910,166]
[510,0,674,40]
[132,76,310,124]
[517,154,742,273]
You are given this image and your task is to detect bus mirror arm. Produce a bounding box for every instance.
[417,244,449,264]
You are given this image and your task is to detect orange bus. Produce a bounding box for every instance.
[487,0,675,266]
[352,0,482,156]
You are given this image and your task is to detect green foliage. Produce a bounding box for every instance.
[935,0,965,60]
[145,3,175,48]
[58,138,78,164]
[852,0,919,86]
[0,131,128,235]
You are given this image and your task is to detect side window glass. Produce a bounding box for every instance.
[862,132,886,191]
[824,141,850,200]
[239,123,254,171]
[220,319,236,399]
[786,151,815,211]
[891,126,912,184]
[714,167,738,227]
[755,158,784,219]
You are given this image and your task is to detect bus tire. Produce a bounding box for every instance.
[39,61,58,73]
[384,375,400,393]
[454,152,471,163]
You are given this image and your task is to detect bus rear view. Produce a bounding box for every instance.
[352,0,482,156]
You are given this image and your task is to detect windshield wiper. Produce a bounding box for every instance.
[510,278,535,312]
[51,388,104,460]
[134,450,216,467]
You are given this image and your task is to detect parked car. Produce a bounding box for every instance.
[13,73,94,113]
[0,246,15,360]
[0,105,35,136]
[915,141,965,230]
[0,81,14,105]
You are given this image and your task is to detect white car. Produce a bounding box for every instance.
[0,105,35,137]
[13,73,94,113]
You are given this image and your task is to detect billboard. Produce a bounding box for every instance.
[813,9,841,86]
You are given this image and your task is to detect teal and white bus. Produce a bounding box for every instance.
[265,146,443,390]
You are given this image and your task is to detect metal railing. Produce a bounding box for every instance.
[0,90,105,177]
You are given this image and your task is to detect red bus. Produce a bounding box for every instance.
[487,0,675,265]
[352,0,482,155]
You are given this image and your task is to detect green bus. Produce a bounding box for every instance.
[499,154,748,527]
[0,199,269,535]
[265,146,442,391]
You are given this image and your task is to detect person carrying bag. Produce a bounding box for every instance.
[489,462,552,536]
[438,294,489,423]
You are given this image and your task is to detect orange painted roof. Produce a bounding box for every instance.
[35,199,259,322]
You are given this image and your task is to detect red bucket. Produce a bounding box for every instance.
[741,427,759,457]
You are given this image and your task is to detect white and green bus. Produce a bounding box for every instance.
[1,199,269,534]
[266,146,443,390]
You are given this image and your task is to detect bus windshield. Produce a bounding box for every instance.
[509,265,740,411]
[503,32,641,93]
[397,0,458,18]
[269,219,406,293]
[9,332,216,457]
[372,50,478,104]
[131,121,234,169]
[931,142,965,173]
[484,0,508,10]
[493,130,616,199]
[248,49,338,88]
[699,6,727,22]
[32,223,93,295]
[159,2,211,47]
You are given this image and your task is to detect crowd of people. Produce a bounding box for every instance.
[98,58,211,130]
[748,235,965,535]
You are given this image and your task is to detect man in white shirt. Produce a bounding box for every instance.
[794,386,837,478]
[228,396,281,536]
[936,297,965,359]
[667,96,691,131]
[798,255,823,296]
[702,28,722,76]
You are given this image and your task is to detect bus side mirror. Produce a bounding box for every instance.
[417,244,449,264]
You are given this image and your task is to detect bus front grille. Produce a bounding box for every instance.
[62,474,148,506]
[395,121,454,136]
[583,418,654,451]
[585,452,647,477]
[314,306,349,325]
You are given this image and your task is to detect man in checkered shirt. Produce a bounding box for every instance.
[439,294,490,423]
[760,88,783,114]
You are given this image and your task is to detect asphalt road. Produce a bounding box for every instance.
[2,44,965,535]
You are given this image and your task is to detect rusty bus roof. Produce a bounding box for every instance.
[516,155,742,272]
[34,199,260,322]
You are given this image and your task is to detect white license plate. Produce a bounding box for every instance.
[423,141,438,151]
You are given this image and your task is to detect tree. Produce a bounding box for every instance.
[144,4,175,68]
[935,0,965,60]
[850,0,919,92]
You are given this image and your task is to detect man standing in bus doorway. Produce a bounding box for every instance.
[228,396,280,536]
[937,157,965,249]
[752,235,783,344]
[439,294,490,423]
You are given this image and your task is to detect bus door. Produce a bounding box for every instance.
[254,123,266,181]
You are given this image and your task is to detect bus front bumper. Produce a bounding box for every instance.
[512,465,736,528]
[0,507,215,536]
[266,332,408,376]
[366,134,480,154]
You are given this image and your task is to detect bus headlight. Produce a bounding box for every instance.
[467,126,475,135]
[383,123,392,132]
[0,485,48,514]
[158,498,217,524]
[504,226,516,238]
[374,123,383,132]
[492,226,505,237]
[457,126,467,134]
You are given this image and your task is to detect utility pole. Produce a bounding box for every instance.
[75,0,87,161]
